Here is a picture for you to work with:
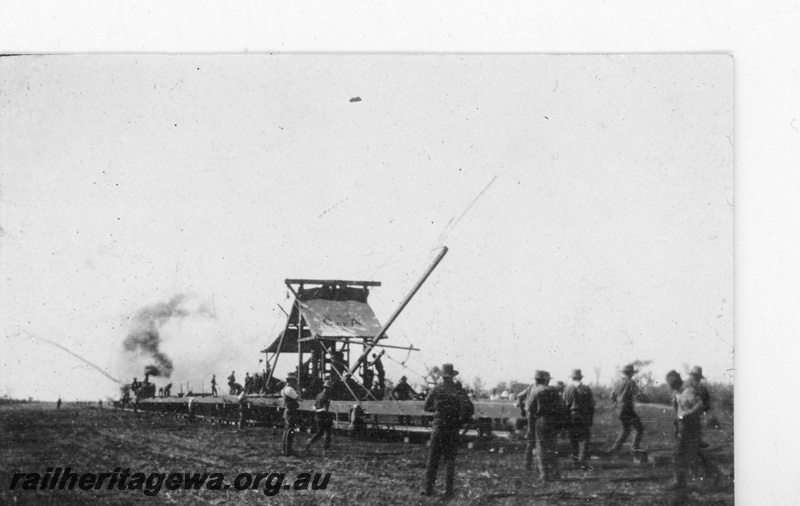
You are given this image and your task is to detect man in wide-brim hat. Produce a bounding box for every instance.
[609,364,644,453]
[563,369,596,468]
[665,371,720,490]
[517,370,565,480]
[306,380,334,453]
[687,366,711,412]
[686,365,712,448]
[421,363,474,497]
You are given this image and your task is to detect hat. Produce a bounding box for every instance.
[441,364,459,378]
[665,370,683,388]
[571,369,583,380]
[323,380,333,389]
[622,364,637,375]
[534,370,548,381]
[400,375,408,381]
[286,372,297,381]
[690,366,704,379]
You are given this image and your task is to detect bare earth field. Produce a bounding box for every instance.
[1,401,733,505]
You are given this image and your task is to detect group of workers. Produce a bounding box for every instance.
[125,355,717,497]
[274,361,716,496]
[516,363,717,492]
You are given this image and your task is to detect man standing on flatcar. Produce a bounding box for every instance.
[281,373,301,457]
[371,351,386,396]
[228,371,237,395]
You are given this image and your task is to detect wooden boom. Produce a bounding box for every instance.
[348,246,448,376]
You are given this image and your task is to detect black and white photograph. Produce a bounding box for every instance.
[2,54,734,504]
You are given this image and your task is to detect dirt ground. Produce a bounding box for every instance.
[1,400,733,505]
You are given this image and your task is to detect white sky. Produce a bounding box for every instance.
[1,54,732,400]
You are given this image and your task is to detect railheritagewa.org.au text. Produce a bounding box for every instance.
[9,467,331,496]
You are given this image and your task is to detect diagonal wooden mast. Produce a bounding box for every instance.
[348,246,448,376]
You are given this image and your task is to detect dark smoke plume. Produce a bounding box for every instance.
[123,294,209,378]
[144,364,161,377]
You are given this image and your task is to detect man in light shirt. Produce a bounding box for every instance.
[665,370,719,491]
[609,364,644,453]
[281,373,301,457]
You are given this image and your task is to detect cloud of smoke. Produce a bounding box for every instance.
[144,364,162,377]
[122,294,214,378]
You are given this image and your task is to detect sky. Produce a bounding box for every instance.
[0,54,733,401]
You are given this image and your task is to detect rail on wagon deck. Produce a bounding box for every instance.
[139,395,523,437]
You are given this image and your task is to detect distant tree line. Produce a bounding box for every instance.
[461,358,733,413]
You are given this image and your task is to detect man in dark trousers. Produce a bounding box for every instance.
[665,370,719,491]
[210,374,218,397]
[306,380,334,453]
[392,375,418,426]
[371,351,386,396]
[518,370,565,480]
[392,376,417,400]
[422,363,474,498]
[609,364,644,453]
[563,369,596,469]
[228,371,237,395]
[281,373,301,456]
[686,365,712,449]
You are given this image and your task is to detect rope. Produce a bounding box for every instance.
[385,352,429,384]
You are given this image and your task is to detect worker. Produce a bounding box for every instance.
[371,352,386,395]
[187,396,196,422]
[392,375,418,426]
[665,370,719,490]
[392,376,417,401]
[237,390,248,431]
[421,363,474,498]
[306,380,334,453]
[349,404,367,439]
[686,365,712,449]
[563,369,596,469]
[518,370,565,480]
[210,375,218,397]
[609,364,644,453]
[228,371,237,395]
[281,373,301,457]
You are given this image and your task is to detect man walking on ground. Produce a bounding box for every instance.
[518,370,565,481]
[563,369,595,469]
[609,364,644,454]
[281,373,301,457]
[306,380,334,453]
[422,363,474,498]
